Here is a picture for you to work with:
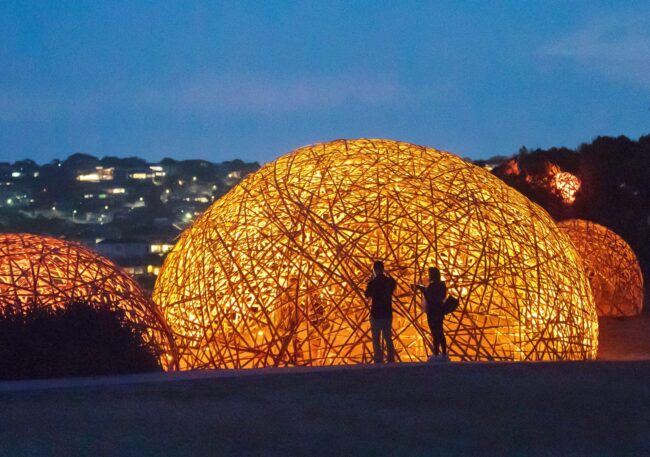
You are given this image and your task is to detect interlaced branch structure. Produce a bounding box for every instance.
[558,220,644,317]
[154,139,598,369]
[551,171,581,204]
[0,233,175,365]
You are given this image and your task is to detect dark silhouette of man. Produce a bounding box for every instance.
[364,260,397,363]
[415,267,448,361]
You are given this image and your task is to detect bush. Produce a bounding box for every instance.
[0,301,162,380]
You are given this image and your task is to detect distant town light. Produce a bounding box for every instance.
[149,165,166,179]
[77,167,114,182]
[151,243,174,254]
[11,171,21,178]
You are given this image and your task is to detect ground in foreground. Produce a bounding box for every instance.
[1,361,649,456]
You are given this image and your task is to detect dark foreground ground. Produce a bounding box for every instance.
[598,313,650,360]
[1,315,649,457]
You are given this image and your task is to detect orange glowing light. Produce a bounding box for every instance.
[551,171,581,204]
[154,139,598,369]
[0,233,175,365]
[558,220,644,317]
[502,158,520,176]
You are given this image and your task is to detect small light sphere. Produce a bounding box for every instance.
[0,233,176,367]
[154,139,598,369]
[558,219,644,317]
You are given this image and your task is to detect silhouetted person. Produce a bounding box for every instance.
[278,277,303,365]
[308,294,328,363]
[415,267,448,361]
[364,261,397,363]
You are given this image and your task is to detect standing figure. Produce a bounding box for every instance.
[307,294,328,364]
[364,261,397,363]
[415,267,448,361]
[277,276,303,365]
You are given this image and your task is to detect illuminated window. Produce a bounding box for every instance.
[77,167,114,182]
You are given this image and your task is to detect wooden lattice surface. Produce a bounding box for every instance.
[154,139,598,369]
[0,233,175,364]
[558,220,644,317]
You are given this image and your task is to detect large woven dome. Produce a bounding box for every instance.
[154,139,598,368]
[558,220,644,317]
[0,233,175,364]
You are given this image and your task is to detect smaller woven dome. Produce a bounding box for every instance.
[558,220,644,317]
[0,233,176,365]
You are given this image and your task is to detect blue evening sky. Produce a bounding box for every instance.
[1,1,648,164]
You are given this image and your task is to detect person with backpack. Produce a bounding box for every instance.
[414,267,451,361]
[364,260,397,363]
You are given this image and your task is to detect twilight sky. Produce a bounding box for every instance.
[1,1,648,164]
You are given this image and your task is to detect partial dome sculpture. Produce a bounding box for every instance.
[0,233,175,366]
[558,219,644,317]
[154,139,598,369]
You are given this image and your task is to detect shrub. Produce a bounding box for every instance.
[0,301,162,380]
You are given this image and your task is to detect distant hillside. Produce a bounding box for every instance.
[0,152,260,291]
[490,134,650,303]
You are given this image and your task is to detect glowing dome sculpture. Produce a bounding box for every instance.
[0,233,175,364]
[558,220,644,317]
[551,171,581,204]
[154,139,598,369]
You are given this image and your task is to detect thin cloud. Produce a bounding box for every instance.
[144,75,407,115]
[0,91,110,122]
[1,76,409,122]
[0,92,58,122]
[540,10,650,89]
